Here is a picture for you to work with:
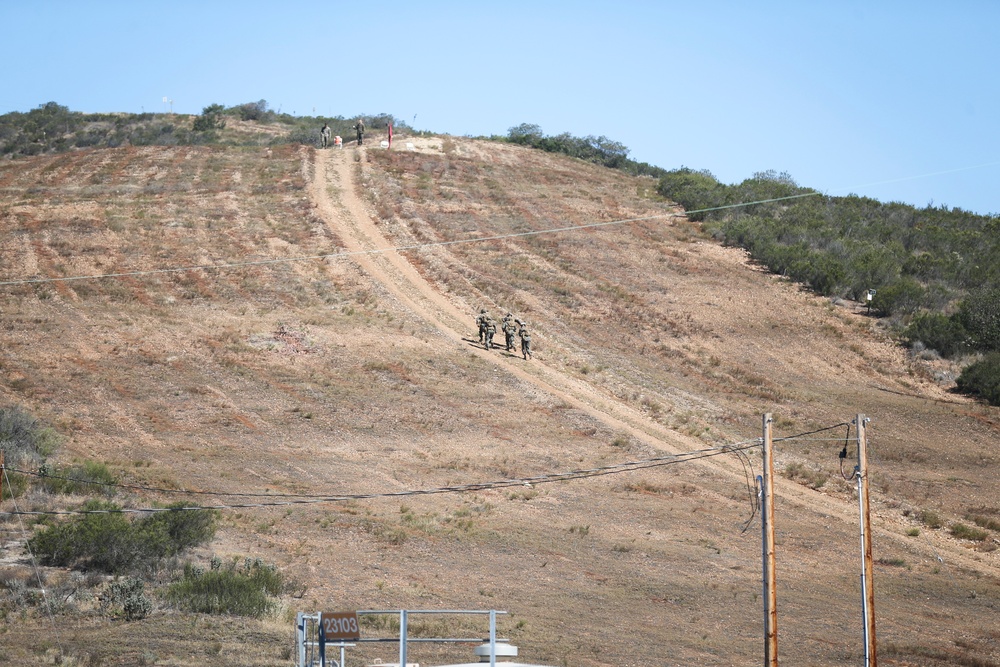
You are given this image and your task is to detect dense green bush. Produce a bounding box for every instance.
[234,99,273,122]
[503,124,665,177]
[904,312,969,357]
[957,288,1000,352]
[28,500,217,574]
[166,557,283,617]
[955,352,1000,406]
[193,104,227,132]
[656,168,728,221]
[683,170,1000,323]
[870,277,926,317]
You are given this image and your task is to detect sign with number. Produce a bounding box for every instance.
[321,611,361,641]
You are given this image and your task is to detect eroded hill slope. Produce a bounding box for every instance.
[0,139,997,666]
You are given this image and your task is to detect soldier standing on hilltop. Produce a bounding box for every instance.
[354,118,365,145]
[320,123,331,148]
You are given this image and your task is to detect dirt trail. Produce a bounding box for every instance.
[309,146,999,578]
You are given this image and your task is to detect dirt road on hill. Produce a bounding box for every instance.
[308,146,999,579]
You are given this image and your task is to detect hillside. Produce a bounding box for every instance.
[1,136,998,666]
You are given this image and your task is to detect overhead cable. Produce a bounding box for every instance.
[0,192,824,289]
[1,440,759,516]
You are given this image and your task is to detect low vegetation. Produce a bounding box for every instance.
[1,403,287,639]
[0,404,60,469]
[501,122,667,177]
[101,576,153,621]
[655,167,1000,404]
[28,500,217,574]
[165,557,285,618]
[0,101,406,156]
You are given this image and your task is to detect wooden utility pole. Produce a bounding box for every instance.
[761,413,778,667]
[856,414,877,667]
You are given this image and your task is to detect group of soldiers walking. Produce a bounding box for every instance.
[475,309,532,360]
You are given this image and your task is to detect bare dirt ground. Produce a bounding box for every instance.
[0,137,998,666]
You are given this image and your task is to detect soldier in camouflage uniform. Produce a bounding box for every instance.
[476,308,490,344]
[502,312,517,352]
[518,320,532,360]
[484,314,498,350]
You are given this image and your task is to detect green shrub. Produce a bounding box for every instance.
[503,124,662,177]
[732,170,807,215]
[1,472,29,500]
[919,509,943,529]
[193,104,227,132]
[29,500,136,571]
[141,503,217,556]
[957,287,1000,352]
[27,500,217,574]
[37,460,118,496]
[871,277,926,317]
[235,99,272,122]
[657,168,728,221]
[950,523,989,541]
[967,513,1000,532]
[955,352,1000,406]
[1,405,61,499]
[904,312,969,357]
[507,123,543,144]
[101,577,152,621]
[0,405,60,467]
[166,558,283,618]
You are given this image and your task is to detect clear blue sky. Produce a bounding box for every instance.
[3,1,999,215]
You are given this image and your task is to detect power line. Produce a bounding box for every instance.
[1,440,760,516]
[774,421,851,443]
[5,149,999,291]
[0,191,825,289]
[0,211,679,288]
[1,418,855,516]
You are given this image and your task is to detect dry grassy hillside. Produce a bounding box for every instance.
[0,137,997,667]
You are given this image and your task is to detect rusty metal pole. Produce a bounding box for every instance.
[762,413,779,667]
[855,414,877,667]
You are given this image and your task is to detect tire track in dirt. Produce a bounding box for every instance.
[309,147,999,578]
